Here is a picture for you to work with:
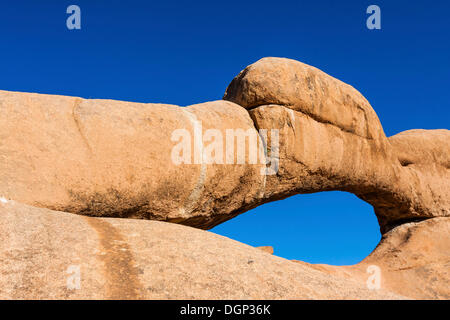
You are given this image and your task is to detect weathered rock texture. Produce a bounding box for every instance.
[1,200,448,299]
[257,246,274,255]
[0,57,449,299]
[0,94,264,229]
[224,57,450,232]
[0,200,407,299]
[293,217,450,299]
[1,58,448,233]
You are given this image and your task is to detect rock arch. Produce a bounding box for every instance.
[0,57,448,235]
[0,57,449,299]
[223,57,450,233]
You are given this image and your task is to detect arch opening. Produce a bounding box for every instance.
[211,191,381,266]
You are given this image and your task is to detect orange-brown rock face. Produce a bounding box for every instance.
[0,57,448,299]
[0,201,407,299]
[256,246,274,254]
[0,94,265,229]
[2,58,447,233]
[0,200,448,299]
[224,57,450,232]
[294,217,450,299]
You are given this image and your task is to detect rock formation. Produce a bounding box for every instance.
[1,200,448,299]
[297,217,450,299]
[0,200,406,299]
[224,58,449,233]
[0,95,265,229]
[0,57,448,299]
[256,246,274,255]
[1,58,448,233]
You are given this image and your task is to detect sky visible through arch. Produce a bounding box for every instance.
[0,0,448,265]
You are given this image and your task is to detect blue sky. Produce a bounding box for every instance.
[1,1,448,265]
